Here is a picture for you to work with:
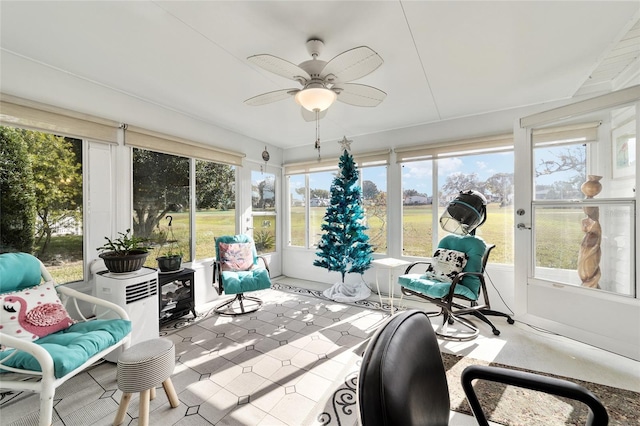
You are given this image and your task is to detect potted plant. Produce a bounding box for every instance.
[156,215,183,273]
[97,229,150,273]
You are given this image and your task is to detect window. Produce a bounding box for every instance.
[195,160,236,259]
[530,116,635,296]
[133,149,239,263]
[0,126,84,283]
[132,149,190,264]
[309,171,333,247]
[288,174,306,247]
[361,165,387,254]
[437,152,514,264]
[285,151,390,250]
[401,159,434,257]
[397,134,514,263]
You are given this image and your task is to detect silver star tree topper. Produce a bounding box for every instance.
[339,136,352,152]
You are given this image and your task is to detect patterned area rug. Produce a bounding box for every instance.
[304,352,640,426]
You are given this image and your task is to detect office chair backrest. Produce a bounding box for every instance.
[358,310,450,426]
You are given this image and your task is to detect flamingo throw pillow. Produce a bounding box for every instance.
[0,282,75,350]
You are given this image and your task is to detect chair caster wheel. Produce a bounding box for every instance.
[492,329,500,336]
[448,318,454,325]
[507,318,515,324]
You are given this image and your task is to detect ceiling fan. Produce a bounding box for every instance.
[244,39,386,122]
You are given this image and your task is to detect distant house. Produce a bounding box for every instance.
[403,195,432,205]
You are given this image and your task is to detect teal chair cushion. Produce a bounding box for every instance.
[437,234,486,295]
[0,319,131,378]
[0,253,43,293]
[399,273,478,300]
[221,268,271,295]
[399,234,487,300]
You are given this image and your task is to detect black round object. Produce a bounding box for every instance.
[439,190,487,235]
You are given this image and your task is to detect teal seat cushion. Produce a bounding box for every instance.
[0,319,131,378]
[0,253,43,292]
[221,268,271,295]
[398,234,487,301]
[399,273,478,300]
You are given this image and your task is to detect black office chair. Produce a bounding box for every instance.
[358,310,609,426]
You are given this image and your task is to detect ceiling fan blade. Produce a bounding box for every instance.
[301,107,328,122]
[321,46,383,83]
[247,54,311,83]
[334,83,387,107]
[244,89,298,106]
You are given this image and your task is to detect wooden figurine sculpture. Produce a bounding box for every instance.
[578,175,602,288]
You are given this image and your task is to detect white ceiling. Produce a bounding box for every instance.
[1,1,638,150]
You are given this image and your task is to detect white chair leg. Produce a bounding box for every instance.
[39,386,55,426]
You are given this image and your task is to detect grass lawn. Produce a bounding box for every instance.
[40,204,586,283]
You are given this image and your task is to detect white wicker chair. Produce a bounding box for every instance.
[0,253,132,426]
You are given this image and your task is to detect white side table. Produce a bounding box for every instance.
[371,258,411,314]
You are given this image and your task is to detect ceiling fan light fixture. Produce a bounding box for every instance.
[295,87,337,112]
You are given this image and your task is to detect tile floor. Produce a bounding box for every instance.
[1,276,638,426]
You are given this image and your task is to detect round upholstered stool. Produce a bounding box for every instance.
[113,338,179,426]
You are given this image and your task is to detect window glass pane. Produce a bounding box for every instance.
[252,214,276,254]
[309,171,333,247]
[401,160,433,257]
[534,202,635,297]
[0,126,83,283]
[195,160,236,260]
[288,175,306,247]
[437,152,514,264]
[252,170,276,254]
[361,165,387,254]
[534,143,586,200]
[133,149,190,265]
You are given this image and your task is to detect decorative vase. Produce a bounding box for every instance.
[580,175,602,198]
[99,250,149,273]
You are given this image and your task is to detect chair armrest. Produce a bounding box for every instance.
[445,271,483,299]
[56,285,129,321]
[461,365,609,426]
[0,332,54,377]
[257,255,270,275]
[403,261,432,274]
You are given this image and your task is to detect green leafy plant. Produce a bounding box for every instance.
[254,229,275,253]
[96,229,150,256]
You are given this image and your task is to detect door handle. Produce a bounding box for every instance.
[517,223,531,230]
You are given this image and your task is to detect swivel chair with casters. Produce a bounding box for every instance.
[399,190,513,341]
[213,234,271,315]
[358,310,609,426]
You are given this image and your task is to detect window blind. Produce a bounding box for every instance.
[531,121,600,147]
[125,125,245,166]
[395,133,513,163]
[0,94,119,143]
[284,150,390,175]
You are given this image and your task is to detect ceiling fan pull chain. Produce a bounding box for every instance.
[315,109,321,160]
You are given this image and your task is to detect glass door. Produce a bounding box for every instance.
[514,87,639,360]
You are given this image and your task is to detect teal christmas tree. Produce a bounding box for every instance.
[315,145,373,302]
